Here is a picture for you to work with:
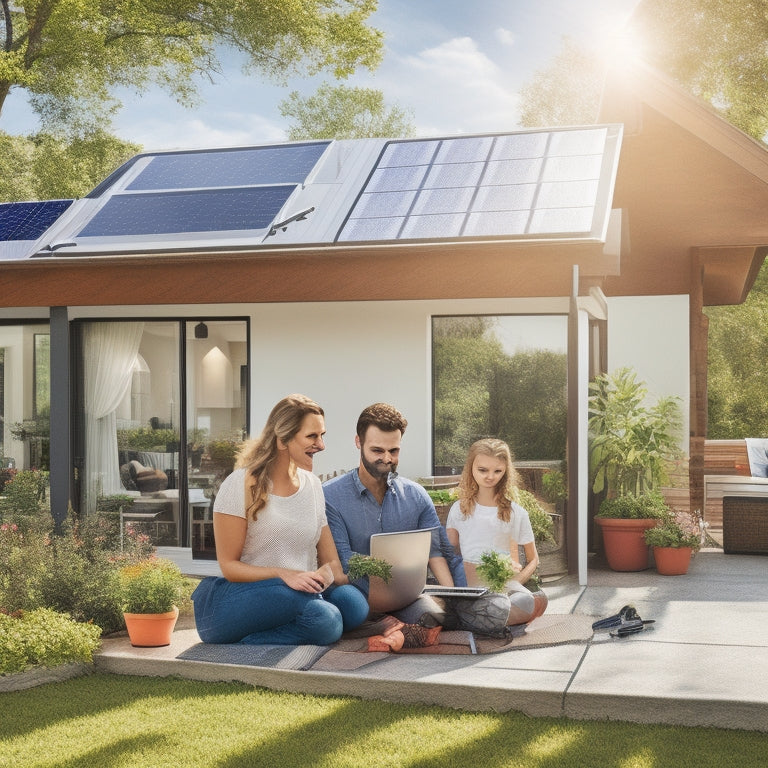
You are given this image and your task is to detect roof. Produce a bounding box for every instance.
[0,126,623,261]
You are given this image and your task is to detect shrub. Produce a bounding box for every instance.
[119,558,188,614]
[596,490,670,520]
[515,488,556,545]
[0,608,102,675]
[427,489,455,505]
[0,502,152,635]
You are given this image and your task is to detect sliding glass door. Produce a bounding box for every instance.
[76,317,248,549]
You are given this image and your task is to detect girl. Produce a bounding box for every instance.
[446,438,547,626]
[192,394,369,645]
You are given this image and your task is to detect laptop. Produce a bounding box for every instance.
[367,528,488,612]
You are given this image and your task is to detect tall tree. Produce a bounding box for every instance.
[0,130,139,202]
[0,0,383,132]
[518,37,604,128]
[630,0,768,139]
[280,82,415,140]
[705,260,768,438]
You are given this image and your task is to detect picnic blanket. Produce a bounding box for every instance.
[176,613,594,672]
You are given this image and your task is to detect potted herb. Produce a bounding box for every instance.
[595,491,669,571]
[645,514,701,575]
[119,557,188,647]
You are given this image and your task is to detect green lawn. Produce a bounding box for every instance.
[0,674,764,768]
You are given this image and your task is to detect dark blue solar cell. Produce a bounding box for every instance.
[0,200,73,241]
[126,142,330,191]
[77,186,296,237]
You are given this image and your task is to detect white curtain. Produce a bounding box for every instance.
[83,322,144,511]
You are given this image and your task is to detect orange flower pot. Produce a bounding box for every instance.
[652,546,693,576]
[596,517,658,571]
[123,606,179,647]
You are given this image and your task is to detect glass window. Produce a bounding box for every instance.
[0,324,50,478]
[432,315,567,474]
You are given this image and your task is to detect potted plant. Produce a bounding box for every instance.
[589,367,684,571]
[644,514,701,575]
[595,491,669,571]
[119,557,188,647]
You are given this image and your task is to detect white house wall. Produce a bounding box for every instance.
[605,295,690,451]
[3,293,689,479]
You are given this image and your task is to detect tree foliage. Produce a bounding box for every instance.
[518,37,604,128]
[705,260,768,437]
[630,0,768,140]
[280,82,415,140]
[0,0,383,131]
[433,317,568,471]
[0,129,139,202]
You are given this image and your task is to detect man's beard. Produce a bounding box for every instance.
[361,451,397,480]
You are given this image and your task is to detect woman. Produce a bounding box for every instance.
[446,438,547,626]
[192,394,369,645]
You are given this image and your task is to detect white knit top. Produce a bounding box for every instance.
[214,467,326,571]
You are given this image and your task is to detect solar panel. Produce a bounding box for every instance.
[126,142,330,191]
[78,186,297,237]
[0,200,74,241]
[337,128,614,242]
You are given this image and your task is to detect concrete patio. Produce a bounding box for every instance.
[95,549,768,733]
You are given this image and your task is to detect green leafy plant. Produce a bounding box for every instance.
[475,551,518,593]
[116,427,179,452]
[206,437,241,468]
[119,558,188,614]
[0,607,102,675]
[346,554,393,583]
[515,489,556,545]
[596,490,670,520]
[427,489,455,505]
[541,468,567,504]
[589,367,683,496]
[644,517,701,551]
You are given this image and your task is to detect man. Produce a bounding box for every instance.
[323,403,461,623]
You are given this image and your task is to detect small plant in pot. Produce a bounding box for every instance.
[644,513,701,576]
[595,491,669,572]
[119,557,188,647]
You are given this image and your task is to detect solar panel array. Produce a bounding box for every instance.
[0,200,74,241]
[77,142,330,238]
[336,129,610,242]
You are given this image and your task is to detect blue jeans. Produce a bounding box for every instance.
[191,577,369,645]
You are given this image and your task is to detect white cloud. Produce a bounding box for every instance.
[495,27,517,47]
[379,36,520,135]
[115,112,287,151]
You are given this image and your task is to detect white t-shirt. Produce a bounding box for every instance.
[214,467,326,571]
[446,500,534,564]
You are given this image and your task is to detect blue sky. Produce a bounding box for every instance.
[1,0,640,151]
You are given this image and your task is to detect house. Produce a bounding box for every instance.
[1,60,766,583]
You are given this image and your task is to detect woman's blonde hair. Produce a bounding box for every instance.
[457,438,520,523]
[236,394,324,521]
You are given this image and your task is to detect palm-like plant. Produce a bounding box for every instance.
[589,367,683,497]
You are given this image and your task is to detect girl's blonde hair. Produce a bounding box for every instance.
[457,438,520,523]
[236,394,324,521]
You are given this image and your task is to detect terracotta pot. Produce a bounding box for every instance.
[653,546,693,576]
[123,606,179,647]
[595,517,658,571]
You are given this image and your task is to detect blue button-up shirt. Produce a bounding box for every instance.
[324,469,456,593]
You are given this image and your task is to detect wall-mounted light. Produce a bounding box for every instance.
[194,322,208,339]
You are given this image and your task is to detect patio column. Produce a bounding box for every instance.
[49,306,72,531]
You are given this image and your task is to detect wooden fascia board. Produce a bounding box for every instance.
[0,239,618,307]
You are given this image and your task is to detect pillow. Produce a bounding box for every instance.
[120,463,138,492]
[135,468,168,494]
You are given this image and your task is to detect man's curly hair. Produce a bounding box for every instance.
[356,403,408,442]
